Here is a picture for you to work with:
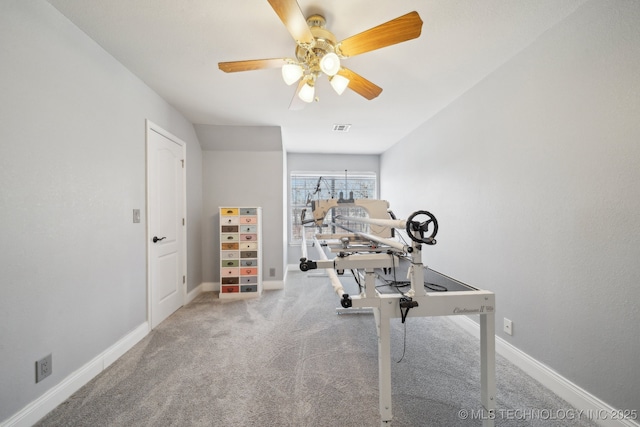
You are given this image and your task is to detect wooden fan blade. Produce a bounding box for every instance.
[337,11,423,58]
[338,68,383,100]
[289,79,307,110]
[218,58,288,73]
[267,0,314,45]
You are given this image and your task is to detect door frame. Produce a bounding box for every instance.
[145,119,187,329]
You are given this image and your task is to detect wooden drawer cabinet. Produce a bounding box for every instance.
[219,207,262,299]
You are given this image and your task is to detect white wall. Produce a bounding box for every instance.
[381,0,639,413]
[202,150,285,284]
[0,1,202,422]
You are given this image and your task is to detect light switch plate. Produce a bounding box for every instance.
[133,209,141,223]
[504,318,513,336]
[36,354,52,383]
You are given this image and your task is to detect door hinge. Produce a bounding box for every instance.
[182,218,185,226]
[183,275,186,284]
[181,159,184,168]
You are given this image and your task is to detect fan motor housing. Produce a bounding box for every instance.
[295,15,340,73]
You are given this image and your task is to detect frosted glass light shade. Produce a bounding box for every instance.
[298,82,315,103]
[320,52,340,76]
[330,74,350,95]
[282,64,303,85]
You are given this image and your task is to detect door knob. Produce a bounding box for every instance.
[153,236,166,243]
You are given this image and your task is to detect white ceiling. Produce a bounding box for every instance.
[47,0,588,154]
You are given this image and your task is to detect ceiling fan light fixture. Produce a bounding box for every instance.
[319,52,340,76]
[298,81,315,103]
[282,63,303,85]
[330,74,350,95]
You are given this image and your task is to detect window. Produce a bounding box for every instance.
[290,172,377,243]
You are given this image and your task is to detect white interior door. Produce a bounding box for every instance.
[147,121,185,329]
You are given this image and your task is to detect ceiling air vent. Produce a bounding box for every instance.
[332,124,351,132]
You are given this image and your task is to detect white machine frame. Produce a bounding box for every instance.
[299,199,496,427]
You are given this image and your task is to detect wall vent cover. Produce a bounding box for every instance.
[332,124,351,132]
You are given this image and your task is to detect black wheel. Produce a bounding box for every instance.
[405,210,438,245]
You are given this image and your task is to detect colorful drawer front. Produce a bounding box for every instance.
[240,234,257,241]
[241,268,258,276]
[221,243,239,250]
[222,268,239,277]
[240,276,257,284]
[241,251,257,258]
[222,217,239,225]
[240,259,256,267]
[222,259,239,267]
[222,251,239,259]
[222,233,239,242]
[241,285,258,292]
[240,216,257,224]
[222,277,239,285]
[221,208,239,216]
[240,208,257,215]
[240,225,257,233]
[221,285,239,293]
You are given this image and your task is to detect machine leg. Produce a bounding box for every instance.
[480,313,496,427]
[375,305,393,425]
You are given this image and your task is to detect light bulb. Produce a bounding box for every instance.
[320,52,340,76]
[282,64,303,85]
[298,82,315,103]
[330,74,350,95]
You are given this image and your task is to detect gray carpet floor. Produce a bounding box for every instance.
[36,271,598,426]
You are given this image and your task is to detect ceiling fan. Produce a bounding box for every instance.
[218,0,423,108]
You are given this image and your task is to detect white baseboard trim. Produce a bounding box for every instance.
[197,281,284,293]
[186,281,217,304]
[1,322,149,427]
[263,280,284,290]
[449,316,639,427]
[200,282,217,292]
[185,283,203,305]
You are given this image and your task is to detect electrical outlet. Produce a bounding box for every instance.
[269,268,276,277]
[504,318,513,336]
[36,354,52,383]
